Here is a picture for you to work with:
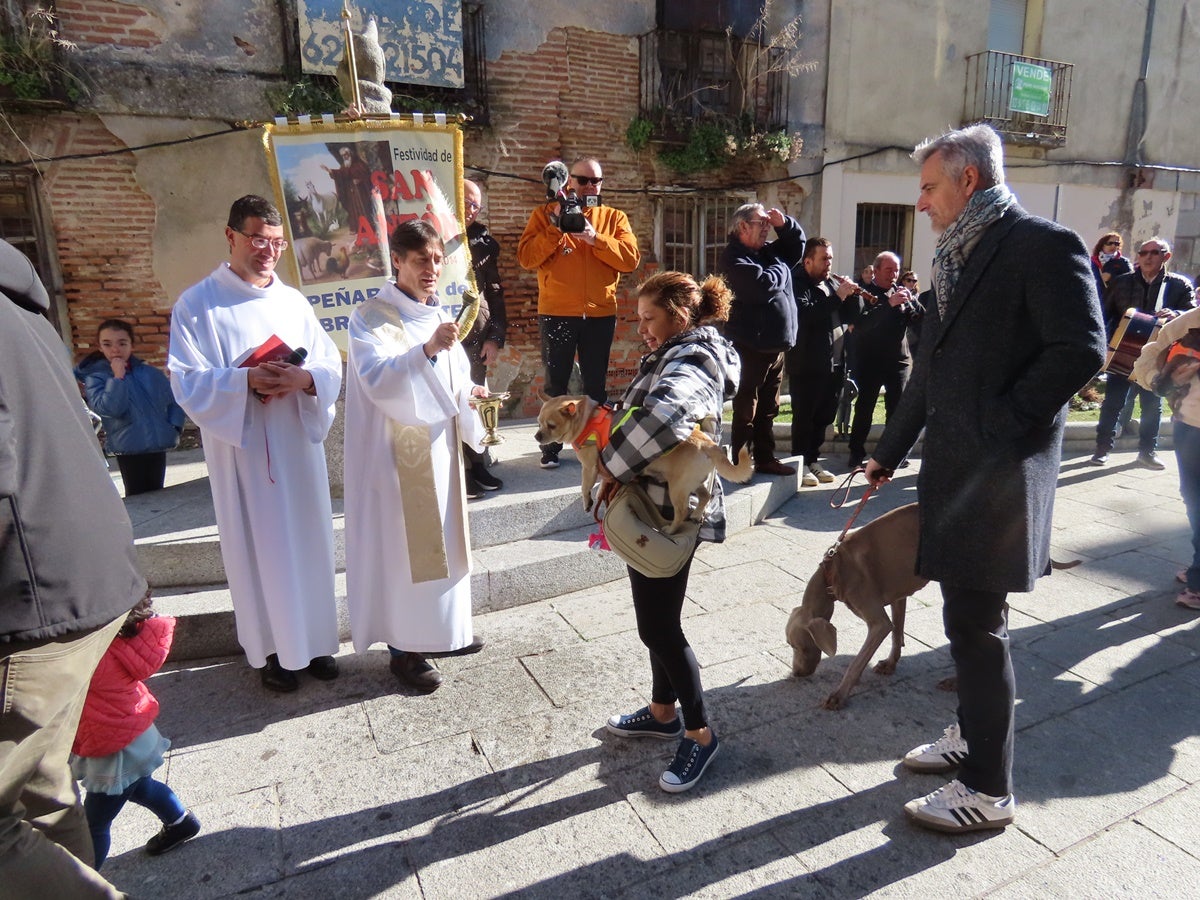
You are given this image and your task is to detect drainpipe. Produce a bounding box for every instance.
[1117,0,1155,234]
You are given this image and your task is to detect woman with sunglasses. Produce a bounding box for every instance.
[1090,232,1134,298]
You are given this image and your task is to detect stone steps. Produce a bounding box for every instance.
[127,421,801,661]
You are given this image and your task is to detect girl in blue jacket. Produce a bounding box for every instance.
[76,319,185,496]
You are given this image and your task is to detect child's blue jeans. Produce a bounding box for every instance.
[84,775,185,867]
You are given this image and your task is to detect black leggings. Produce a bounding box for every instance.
[628,546,707,731]
[116,452,167,496]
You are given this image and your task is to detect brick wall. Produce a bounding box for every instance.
[56,0,164,50]
[33,115,169,364]
[12,21,806,396]
[466,27,808,416]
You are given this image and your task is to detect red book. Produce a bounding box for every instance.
[239,334,295,368]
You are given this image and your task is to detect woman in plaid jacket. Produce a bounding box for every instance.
[597,271,741,793]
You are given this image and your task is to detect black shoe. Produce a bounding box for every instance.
[261,654,298,693]
[471,463,503,491]
[1138,451,1166,471]
[389,652,443,693]
[1089,448,1109,466]
[897,458,911,469]
[145,811,200,856]
[755,458,796,476]
[540,448,560,469]
[847,456,865,470]
[307,655,339,681]
[465,473,484,499]
[424,637,485,659]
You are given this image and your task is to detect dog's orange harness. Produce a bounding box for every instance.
[572,404,615,452]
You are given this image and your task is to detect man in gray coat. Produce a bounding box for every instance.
[865,125,1105,834]
[0,239,144,897]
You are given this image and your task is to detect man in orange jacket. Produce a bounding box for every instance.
[518,157,640,468]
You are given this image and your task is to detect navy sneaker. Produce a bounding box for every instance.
[145,810,200,856]
[660,732,720,792]
[606,706,683,740]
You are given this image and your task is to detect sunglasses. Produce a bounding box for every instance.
[571,175,603,185]
[1103,240,1120,247]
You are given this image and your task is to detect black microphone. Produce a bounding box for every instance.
[255,347,308,402]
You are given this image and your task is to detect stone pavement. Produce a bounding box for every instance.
[100,444,1200,899]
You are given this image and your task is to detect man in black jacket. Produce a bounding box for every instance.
[1091,237,1196,468]
[846,251,923,468]
[865,124,1105,834]
[786,237,861,485]
[718,202,806,476]
[460,178,506,496]
[0,239,144,897]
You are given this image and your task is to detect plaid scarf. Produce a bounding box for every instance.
[932,184,1014,317]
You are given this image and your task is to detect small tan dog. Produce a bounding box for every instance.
[534,394,752,533]
[787,503,926,710]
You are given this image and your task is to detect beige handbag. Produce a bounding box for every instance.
[602,481,700,578]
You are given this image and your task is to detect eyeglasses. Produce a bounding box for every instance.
[237,231,288,252]
[571,174,603,185]
[465,200,481,212]
[1103,240,1121,248]
[902,277,918,284]
[1138,248,1164,256]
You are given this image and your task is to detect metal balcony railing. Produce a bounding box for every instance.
[638,28,789,137]
[963,50,1073,147]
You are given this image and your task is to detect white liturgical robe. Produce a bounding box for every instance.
[344,281,485,654]
[168,263,342,670]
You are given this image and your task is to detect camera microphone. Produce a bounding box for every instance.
[541,161,569,197]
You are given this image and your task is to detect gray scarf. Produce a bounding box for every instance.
[932,184,1015,317]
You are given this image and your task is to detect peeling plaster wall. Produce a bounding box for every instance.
[99,116,273,305]
[59,0,287,119]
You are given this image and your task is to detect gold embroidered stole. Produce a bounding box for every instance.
[361,298,467,584]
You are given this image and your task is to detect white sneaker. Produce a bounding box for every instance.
[801,469,819,487]
[902,722,968,772]
[904,779,1015,833]
[808,462,835,484]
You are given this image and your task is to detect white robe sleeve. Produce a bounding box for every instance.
[294,317,342,444]
[167,296,253,449]
[348,314,460,425]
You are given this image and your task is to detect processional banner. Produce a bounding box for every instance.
[263,117,469,352]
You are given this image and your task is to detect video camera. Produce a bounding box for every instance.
[541,160,599,234]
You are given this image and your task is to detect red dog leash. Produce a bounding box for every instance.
[827,468,878,557]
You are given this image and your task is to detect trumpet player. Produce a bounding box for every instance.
[786,237,863,485]
[846,251,925,469]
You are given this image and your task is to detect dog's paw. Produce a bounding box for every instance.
[584,497,593,512]
[821,692,847,711]
[873,659,897,676]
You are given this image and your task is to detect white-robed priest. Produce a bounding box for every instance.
[344,219,487,692]
[168,195,342,693]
